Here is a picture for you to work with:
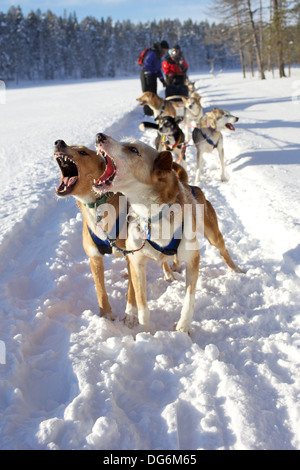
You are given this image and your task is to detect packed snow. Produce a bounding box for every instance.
[0,70,300,450]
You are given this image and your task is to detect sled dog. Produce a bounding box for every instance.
[192,108,239,183]
[93,133,243,333]
[54,139,135,319]
[137,91,181,118]
[181,92,203,140]
[139,115,187,168]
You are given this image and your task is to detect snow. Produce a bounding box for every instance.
[0,70,300,450]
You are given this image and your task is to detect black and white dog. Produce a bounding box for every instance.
[139,116,187,168]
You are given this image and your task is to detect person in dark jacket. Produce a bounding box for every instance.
[162,44,189,98]
[140,40,169,115]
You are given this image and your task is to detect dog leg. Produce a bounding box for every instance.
[195,147,204,184]
[162,261,176,282]
[128,256,150,332]
[89,256,116,319]
[124,260,139,327]
[176,252,200,333]
[82,223,115,319]
[218,147,227,182]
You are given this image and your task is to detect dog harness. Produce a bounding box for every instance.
[88,187,197,258]
[84,193,124,256]
[157,102,166,118]
[161,134,183,151]
[145,185,197,256]
[199,128,219,149]
[161,134,187,163]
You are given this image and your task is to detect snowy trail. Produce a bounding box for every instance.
[1,72,300,449]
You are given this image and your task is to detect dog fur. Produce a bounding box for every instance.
[181,92,203,139]
[54,139,136,320]
[139,116,187,168]
[192,108,239,183]
[137,91,181,118]
[93,133,243,333]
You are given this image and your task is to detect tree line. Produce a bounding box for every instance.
[0,3,299,83]
[211,0,300,79]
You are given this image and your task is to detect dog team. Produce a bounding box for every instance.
[54,44,242,335]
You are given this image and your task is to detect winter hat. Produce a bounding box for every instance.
[152,42,162,52]
[160,40,169,50]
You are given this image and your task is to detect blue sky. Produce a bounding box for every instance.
[1,0,216,23]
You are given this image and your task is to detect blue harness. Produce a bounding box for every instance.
[146,185,197,256]
[88,226,114,255]
[86,194,123,256]
[199,129,219,149]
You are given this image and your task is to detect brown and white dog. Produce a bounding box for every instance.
[192,108,239,183]
[54,139,135,320]
[137,91,181,118]
[93,133,243,333]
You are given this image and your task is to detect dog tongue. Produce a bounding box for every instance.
[64,176,78,187]
[98,155,115,183]
[226,123,235,131]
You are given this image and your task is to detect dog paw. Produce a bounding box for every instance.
[162,262,176,282]
[171,259,182,273]
[221,174,229,182]
[99,310,116,321]
[175,321,191,334]
[122,314,139,328]
[233,265,246,274]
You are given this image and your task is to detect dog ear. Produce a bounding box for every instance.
[175,116,183,124]
[205,111,216,129]
[153,151,173,178]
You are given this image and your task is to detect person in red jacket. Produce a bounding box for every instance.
[162,45,189,97]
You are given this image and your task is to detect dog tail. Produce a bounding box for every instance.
[139,121,159,131]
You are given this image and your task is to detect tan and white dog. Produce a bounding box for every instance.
[181,92,203,140]
[192,108,239,183]
[93,133,242,333]
[137,91,181,118]
[54,139,135,320]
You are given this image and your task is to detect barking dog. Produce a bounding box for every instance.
[192,108,239,183]
[139,116,187,168]
[93,133,243,333]
[54,139,135,319]
[137,91,181,118]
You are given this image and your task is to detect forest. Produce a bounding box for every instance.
[0,1,299,82]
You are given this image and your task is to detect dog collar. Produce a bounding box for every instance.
[84,192,111,209]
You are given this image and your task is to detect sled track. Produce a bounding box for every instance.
[1,89,300,449]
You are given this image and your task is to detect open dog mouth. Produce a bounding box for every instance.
[55,153,79,196]
[93,150,117,191]
[225,123,235,131]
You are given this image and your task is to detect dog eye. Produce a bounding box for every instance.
[79,150,88,155]
[129,146,139,154]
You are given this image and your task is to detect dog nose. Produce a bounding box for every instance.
[96,133,106,144]
[54,140,67,148]
[235,117,239,122]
